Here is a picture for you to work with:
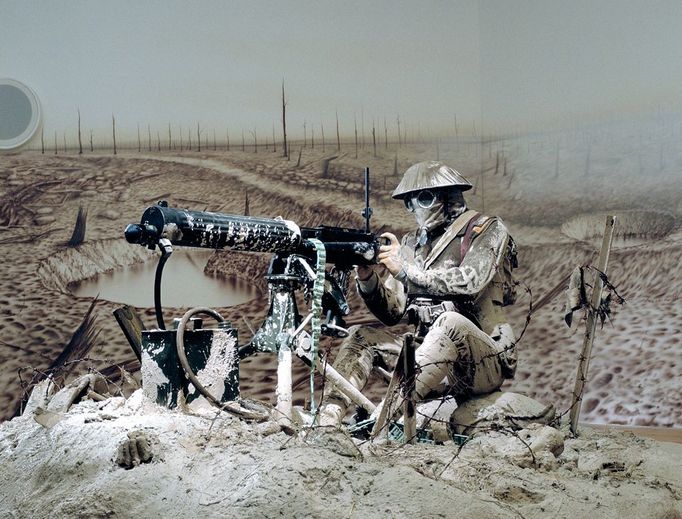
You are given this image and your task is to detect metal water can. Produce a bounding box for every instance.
[141,319,239,409]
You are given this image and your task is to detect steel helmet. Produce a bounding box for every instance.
[392,161,473,199]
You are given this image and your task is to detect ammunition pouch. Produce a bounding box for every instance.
[406,297,457,335]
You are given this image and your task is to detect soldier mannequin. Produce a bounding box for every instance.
[320,161,518,427]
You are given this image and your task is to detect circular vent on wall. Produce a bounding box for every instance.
[0,79,41,150]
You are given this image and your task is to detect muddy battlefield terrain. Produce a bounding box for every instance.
[1,118,681,427]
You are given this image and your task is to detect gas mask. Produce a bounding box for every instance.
[404,189,467,246]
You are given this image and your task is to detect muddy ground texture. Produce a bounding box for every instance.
[0,389,681,519]
[0,131,681,431]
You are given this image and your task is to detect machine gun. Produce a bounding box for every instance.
[123,168,380,421]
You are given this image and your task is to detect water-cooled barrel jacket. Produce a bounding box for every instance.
[357,212,517,377]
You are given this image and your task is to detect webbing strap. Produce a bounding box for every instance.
[306,238,326,412]
[424,210,479,269]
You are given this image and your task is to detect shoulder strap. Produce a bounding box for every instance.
[461,215,495,260]
[424,210,479,269]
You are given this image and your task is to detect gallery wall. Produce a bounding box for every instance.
[0,0,482,144]
[478,0,682,133]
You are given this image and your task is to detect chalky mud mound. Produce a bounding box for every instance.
[0,392,680,519]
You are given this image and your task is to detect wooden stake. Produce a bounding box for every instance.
[402,334,416,444]
[569,215,616,435]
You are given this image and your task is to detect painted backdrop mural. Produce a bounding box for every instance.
[0,1,680,428]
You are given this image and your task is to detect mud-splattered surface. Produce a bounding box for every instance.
[0,392,680,519]
[0,125,681,429]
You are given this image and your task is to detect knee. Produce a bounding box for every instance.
[346,325,373,344]
[431,312,476,343]
[341,325,379,355]
[433,311,475,331]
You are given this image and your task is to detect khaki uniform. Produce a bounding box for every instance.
[324,212,517,421]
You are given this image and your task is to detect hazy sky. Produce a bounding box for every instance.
[479,0,682,131]
[2,0,681,144]
[0,0,482,142]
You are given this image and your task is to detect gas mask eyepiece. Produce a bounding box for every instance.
[404,189,438,212]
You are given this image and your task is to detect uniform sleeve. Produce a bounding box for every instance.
[355,269,408,326]
[403,218,509,298]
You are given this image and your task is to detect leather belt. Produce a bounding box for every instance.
[406,297,457,330]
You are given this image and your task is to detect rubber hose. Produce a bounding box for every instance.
[175,307,270,422]
[154,250,172,330]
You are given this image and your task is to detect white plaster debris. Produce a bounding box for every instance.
[0,390,680,519]
[275,348,293,420]
[194,330,238,400]
[140,351,170,406]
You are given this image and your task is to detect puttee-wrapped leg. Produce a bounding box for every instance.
[318,325,401,426]
[414,311,504,399]
[377,312,505,426]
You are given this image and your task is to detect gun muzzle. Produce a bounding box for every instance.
[124,223,160,246]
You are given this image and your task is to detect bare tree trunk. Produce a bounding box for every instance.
[226,128,230,151]
[281,80,288,158]
[272,122,276,153]
[63,133,67,153]
[335,111,340,151]
[197,122,201,152]
[384,117,388,149]
[436,139,440,161]
[90,130,93,152]
[251,127,257,152]
[54,131,58,155]
[41,127,44,154]
[311,126,314,149]
[303,120,307,148]
[180,125,183,151]
[77,109,83,155]
[188,129,192,150]
[554,142,560,178]
[396,115,402,147]
[213,129,217,151]
[137,124,141,152]
[321,155,337,178]
[67,206,88,247]
[241,129,245,151]
[112,115,117,155]
[296,146,302,167]
[361,106,365,149]
[454,114,458,139]
[148,125,152,152]
[321,123,325,152]
[354,114,358,159]
[372,119,376,157]
[157,131,161,152]
[168,123,172,151]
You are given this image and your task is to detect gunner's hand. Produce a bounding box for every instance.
[377,232,403,277]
